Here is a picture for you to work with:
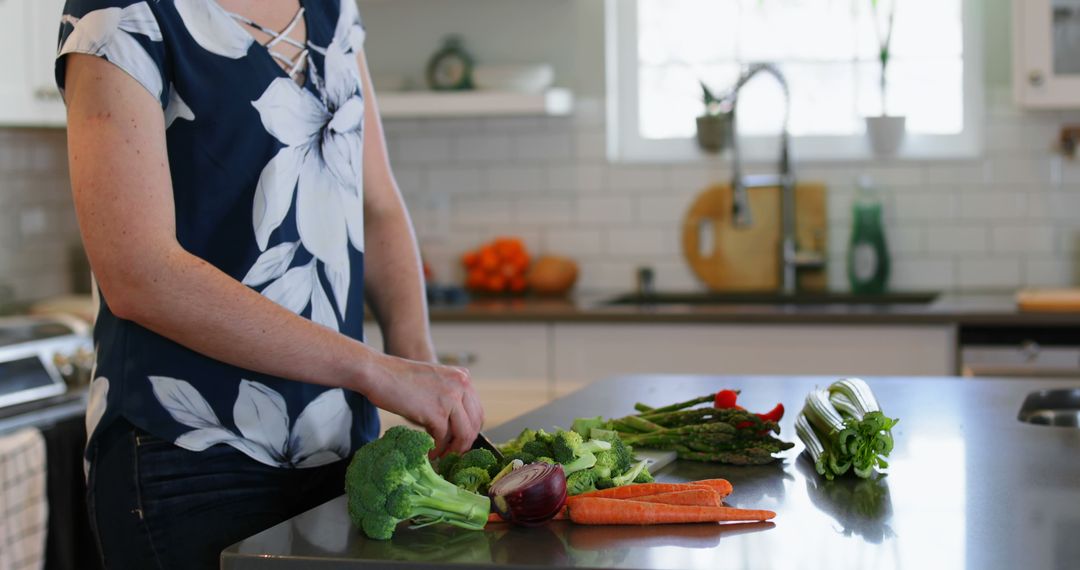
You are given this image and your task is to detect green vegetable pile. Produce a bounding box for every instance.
[434,448,503,495]
[796,378,899,480]
[570,397,795,465]
[345,426,491,540]
[497,427,653,495]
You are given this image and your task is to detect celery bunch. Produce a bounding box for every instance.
[797,378,898,480]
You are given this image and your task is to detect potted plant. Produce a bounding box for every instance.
[696,81,733,153]
[865,0,905,156]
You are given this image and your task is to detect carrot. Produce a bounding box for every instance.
[567,497,775,525]
[634,489,723,507]
[575,482,708,500]
[690,479,733,499]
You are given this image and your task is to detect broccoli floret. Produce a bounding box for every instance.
[506,451,536,465]
[633,468,654,484]
[534,456,556,464]
[498,428,537,456]
[457,449,499,477]
[571,416,608,437]
[591,450,618,480]
[522,439,553,459]
[610,459,650,487]
[345,426,491,540]
[595,476,615,490]
[534,429,555,445]
[566,470,598,495]
[552,430,612,464]
[435,452,462,478]
[451,467,491,494]
[588,429,633,473]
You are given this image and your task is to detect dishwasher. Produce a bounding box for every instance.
[960,326,1080,379]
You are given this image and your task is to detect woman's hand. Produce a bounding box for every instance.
[363,354,484,457]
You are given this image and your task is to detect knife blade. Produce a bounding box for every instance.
[471,432,505,462]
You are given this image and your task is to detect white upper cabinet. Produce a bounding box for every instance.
[1,0,66,127]
[1014,0,1080,108]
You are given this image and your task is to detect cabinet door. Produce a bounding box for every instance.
[365,322,553,430]
[0,0,66,127]
[552,323,956,396]
[1013,0,1080,107]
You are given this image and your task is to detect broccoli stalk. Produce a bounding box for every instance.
[346,426,490,540]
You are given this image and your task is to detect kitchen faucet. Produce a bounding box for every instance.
[726,63,824,295]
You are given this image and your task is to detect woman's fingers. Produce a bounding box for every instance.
[447,403,477,455]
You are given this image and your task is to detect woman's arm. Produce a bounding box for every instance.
[353,49,486,435]
[64,54,481,455]
[355,50,436,363]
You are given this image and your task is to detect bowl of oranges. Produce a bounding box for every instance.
[461,237,530,295]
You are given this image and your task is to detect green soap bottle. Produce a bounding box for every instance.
[847,176,890,294]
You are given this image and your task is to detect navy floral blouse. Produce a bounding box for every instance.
[55,0,378,470]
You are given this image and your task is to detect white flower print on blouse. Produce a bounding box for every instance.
[83,375,109,478]
[174,0,254,59]
[58,2,164,100]
[244,3,366,332]
[149,376,353,468]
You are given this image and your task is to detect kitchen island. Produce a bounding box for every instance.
[222,375,1080,570]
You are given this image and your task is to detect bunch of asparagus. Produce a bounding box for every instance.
[574,393,794,465]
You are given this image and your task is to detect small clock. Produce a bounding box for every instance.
[426,35,474,91]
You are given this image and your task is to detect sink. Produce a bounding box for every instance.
[602,291,940,307]
[1018,389,1080,428]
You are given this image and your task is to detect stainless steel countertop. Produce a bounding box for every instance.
[222,375,1080,570]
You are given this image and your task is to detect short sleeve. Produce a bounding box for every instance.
[55,0,168,108]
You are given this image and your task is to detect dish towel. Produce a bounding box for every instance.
[0,428,48,570]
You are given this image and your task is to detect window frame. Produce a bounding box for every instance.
[604,0,985,163]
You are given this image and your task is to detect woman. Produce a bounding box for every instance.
[55,0,484,568]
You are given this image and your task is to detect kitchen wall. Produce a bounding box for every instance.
[364,0,1080,293]
[0,129,82,304]
[0,0,1076,302]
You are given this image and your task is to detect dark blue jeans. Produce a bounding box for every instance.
[86,419,347,569]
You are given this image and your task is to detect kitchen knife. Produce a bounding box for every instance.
[471,432,505,462]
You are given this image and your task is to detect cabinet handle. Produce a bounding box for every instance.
[438,351,477,367]
[34,86,62,101]
[1028,70,1045,87]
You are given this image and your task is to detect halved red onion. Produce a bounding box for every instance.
[488,463,567,526]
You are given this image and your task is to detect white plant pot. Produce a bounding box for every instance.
[865,115,907,157]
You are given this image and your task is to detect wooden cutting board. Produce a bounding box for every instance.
[1016,289,1080,312]
[681,183,827,291]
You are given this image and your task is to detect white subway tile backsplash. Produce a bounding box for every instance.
[393,135,452,164]
[637,194,694,225]
[542,229,604,256]
[451,196,514,226]
[991,225,1056,254]
[515,198,575,225]
[513,133,574,161]
[575,131,607,161]
[893,193,959,221]
[958,257,1022,289]
[1023,256,1076,287]
[958,191,1027,220]
[576,196,635,224]
[926,227,988,254]
[606,165,667,192]
[890,258,955,290]
[547,164,607,192]
[924,162,989,185]
[453,133,514,162]
[485,166,547,193]
[985,157,1055,185]
[604,228,672,257]
[426,167,483,194]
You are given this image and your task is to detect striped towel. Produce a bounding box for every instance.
[0,428,47,570]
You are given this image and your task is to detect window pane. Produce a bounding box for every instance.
[635,0,964,140]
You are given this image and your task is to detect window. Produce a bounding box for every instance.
[606,0,983,162]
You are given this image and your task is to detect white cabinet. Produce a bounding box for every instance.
[1013,0,1080,107]
[552,323,956,396]
[364,322,553,430]
[0,0,66,126]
